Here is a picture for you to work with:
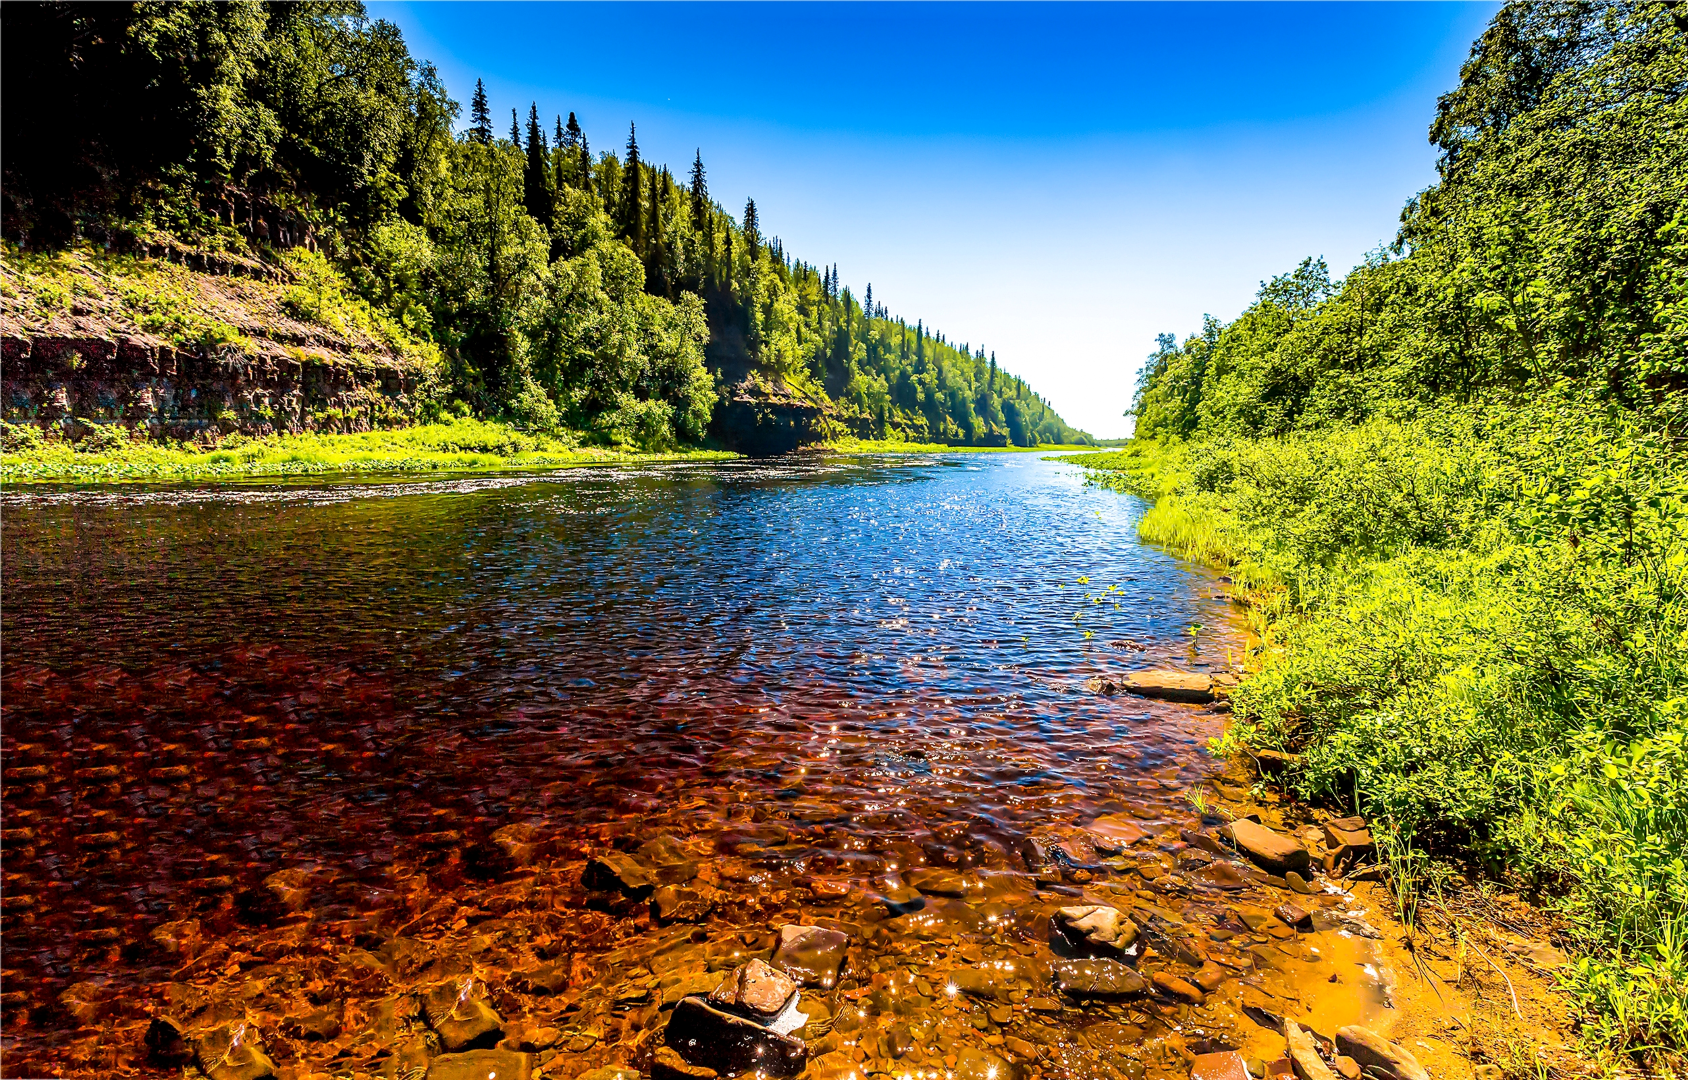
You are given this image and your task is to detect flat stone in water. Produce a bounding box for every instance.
[1284,1020,1336,1080]
[948,962,1024,1002]
[1122,669,1217,703]
[1151,971,1204,1003]
[1054,904,1139,956]
[772,924,849,989]
[652,1045,719,1079]
[877,879,926,915]
[193,1023,277,1080]
[426,1048,534,1080]
[1226,820,1312,875]
[1051,958,1148,1000]
[1335,1026,1429,1080]
[665,995,808,1079]
[422,981,504,1052]
[583,852,655,896]
[1192,1051,1251,1080]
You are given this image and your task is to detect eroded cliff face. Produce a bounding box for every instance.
[2,334,421,442]
[1,247,431,442]
[709,377,838,456]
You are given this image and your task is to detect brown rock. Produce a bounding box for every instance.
[1191,1051,1251,1080]
[877,878,926,915]
[1323,819,1375,854]
[1054,905,1139,956]
[1151,971,1203,1004]
[1087,814,1148,848]
[652,885,715,923]
[1121,669,1216,703]
[1027,996,1064,1013]
[583,852,654,896]
[1254,749,1300,774]
[1274,902,1312,930]
[1226,820,1311,875]
[772,924,850,990]
[426,1048,534,1080]
[1334,1027,1429,1080]
[708,959,798,1021]
[1192,962,1226,992]
[652,1045,720,1079]
[1335,1056,1362,1080]
[1284,1020,1336,1080]
[194,1022,278,1080]
[1285,870,1316,895]
[422,979,504,1052]
[1051,958,1148,1000]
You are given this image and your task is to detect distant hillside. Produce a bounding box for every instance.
[0,3,1086,452]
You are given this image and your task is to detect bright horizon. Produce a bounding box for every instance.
[370,1,1501,438]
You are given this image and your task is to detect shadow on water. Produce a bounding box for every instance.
[1,455,1388,1078]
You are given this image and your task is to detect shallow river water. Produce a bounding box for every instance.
[2,454,1399,1079]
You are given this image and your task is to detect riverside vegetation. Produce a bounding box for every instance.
[1,1,1086,477]
[1070,1,1688,1059]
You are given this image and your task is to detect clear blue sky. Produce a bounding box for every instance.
[370,1,1500,438]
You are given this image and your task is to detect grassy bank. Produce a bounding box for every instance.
[828,436,1100,455]
[0,418,733,483]
[1062,398,1688,1053]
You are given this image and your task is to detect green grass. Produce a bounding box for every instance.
[1060,398,1688,1058]
[0,418,733,483]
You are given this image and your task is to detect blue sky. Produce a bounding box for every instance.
[370,2,1499,438]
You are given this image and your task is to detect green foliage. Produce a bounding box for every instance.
[0,418,731,483]
[1107,2,1688,1054]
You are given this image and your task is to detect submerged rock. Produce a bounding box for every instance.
[1122,670,1220,703]
[1334,1027,1429,1080]
[1225,820,1311,875]
[1151,971,1204,1003]
[652,1044,720,1079]
[1054,905,1139,956]
[143,1015,190,1066]
[422,979,504,1052]
[664,995,808,1078]
[1051,958,1148,1000]
[876,878,926,915]
[652,884,715,923]
[1191,1051,1251,1080]
[1284,1020,1336,1080]
[772,924,850,989]
[1274,902,1313,930]
[193,1022,278,1080]
[583,852,655,897]
[426,1048,534,1080]
[906,868,967,897]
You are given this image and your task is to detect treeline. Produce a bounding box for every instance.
[0,1,1086,449]
[1106,1,1688,1051]
[1132,1,1685,439]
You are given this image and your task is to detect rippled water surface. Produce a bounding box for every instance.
[2,455,1392,1079]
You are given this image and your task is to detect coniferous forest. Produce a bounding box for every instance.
[0,2,1087,454]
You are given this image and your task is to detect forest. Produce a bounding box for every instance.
[1083,0,1688,1053]
[0,1,1086,451]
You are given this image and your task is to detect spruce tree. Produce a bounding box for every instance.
[577,133,592,194]
[564,112,583,150]
[864,283,873,320]
[470,79,492,144]
[742,198,759,261]
[619,123,644,251]
[510,108,521,146]
[688,150,707,226]
[524,103,552,226]
[554,115,565,150]
[648,164,665,269]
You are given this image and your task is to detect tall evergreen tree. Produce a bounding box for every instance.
[470,79,492,144]
[619,123,644,252]
[577,132,591,195]
[864,283,872,320]
[523,103,552,227]
[509,108,520,146]
[647,163,666,286]
[688,150,707,225]
[742,198,759,261]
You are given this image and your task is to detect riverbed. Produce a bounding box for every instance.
[1,454,1402,1078]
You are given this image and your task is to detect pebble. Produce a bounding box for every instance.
[1191,1050,1251,1080]
[877,879,927,915]
[1150,971,1203,1004]
[652,1045,719,1079]
[1285,871,1315,894]
[422,980,504,1052]
[1274,902,1313,930]
[652,885,715,923]
[583,852,655,896]
[1335,1056,1362,1079]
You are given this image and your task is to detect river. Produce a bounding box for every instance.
[1,453,1399,1079]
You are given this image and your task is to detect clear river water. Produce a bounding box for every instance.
[1,453,1398,1079]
